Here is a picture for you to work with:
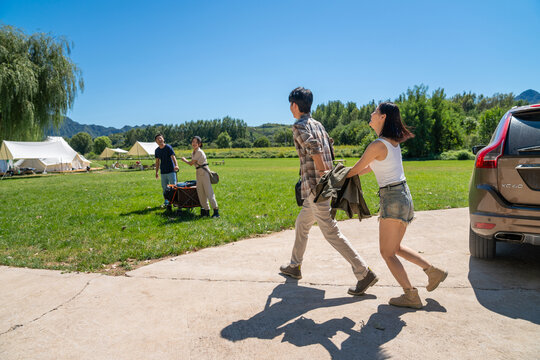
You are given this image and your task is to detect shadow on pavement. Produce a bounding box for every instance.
[468,242,540,324]
[221,279,446,359]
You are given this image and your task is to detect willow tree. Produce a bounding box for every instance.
[0,25,84,141]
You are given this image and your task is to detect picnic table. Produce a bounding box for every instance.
[212,160,225,166]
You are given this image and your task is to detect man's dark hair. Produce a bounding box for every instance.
[378,102,414,143]
[289,87,313,113]
[155,133,163,140]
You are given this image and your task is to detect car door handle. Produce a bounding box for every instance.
[515,164,540,170]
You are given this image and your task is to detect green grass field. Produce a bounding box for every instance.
[0,158,473,273]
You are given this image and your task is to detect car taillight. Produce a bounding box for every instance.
[475,113,512,169]
[474,222,496,229]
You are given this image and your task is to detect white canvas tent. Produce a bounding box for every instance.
[127,141,158,158]
[0,136,90,172]
[99,147,128,159]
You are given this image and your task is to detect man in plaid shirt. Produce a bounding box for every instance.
[280,87,378,296]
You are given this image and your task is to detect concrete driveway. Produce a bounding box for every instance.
[1,208,539,359]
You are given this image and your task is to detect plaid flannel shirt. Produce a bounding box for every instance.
[292,114,334,199]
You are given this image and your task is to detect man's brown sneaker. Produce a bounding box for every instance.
[424,265,448,292]
[389,288,423,309]
[280,264,302,279]
[348,268,378,296]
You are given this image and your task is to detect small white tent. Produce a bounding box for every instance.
[0,137,90,172]
[99,147,128,159]
[127,141,158,157]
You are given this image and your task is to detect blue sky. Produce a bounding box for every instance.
[2,0,539,128]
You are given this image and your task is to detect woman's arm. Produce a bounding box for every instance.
[346,141,386,178]
[180,157,197,166]
[357,166,372,176]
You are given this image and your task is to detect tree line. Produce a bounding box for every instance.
[70,85,526,158]
[313,85,527,158]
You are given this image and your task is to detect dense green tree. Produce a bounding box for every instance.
[398,85,434,157]
[273,128,293,146]
[70,132,93,154]
[93,136,112,154]
[253,136,270,148]
[108,133,125,147]
[0,25,84,141]
[478,107,505,144]
[232,138,252,148]
[216,131,232,148]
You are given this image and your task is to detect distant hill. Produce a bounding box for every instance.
[515,89,540,104]
[47,117,290,140]
[46,117,149,138]
[247,123,290,140]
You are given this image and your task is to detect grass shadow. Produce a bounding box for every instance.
[159,207,200,223]
[120,206,201,223]
[120,206,163,216]
[468,242,540,324]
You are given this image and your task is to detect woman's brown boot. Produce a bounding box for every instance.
[389,288,423,309]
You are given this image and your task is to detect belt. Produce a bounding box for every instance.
[379,180,406,190]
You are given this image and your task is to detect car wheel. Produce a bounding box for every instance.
[469,226,495,259]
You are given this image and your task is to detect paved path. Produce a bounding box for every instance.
[1,208,539,359]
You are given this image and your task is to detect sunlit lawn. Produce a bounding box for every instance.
[0,158,473,273]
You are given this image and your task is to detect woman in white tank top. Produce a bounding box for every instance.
[346,102,447,309]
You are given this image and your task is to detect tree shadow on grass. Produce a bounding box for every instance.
[468,242,540,324]
[221,278,446,359]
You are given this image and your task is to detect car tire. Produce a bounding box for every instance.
[469,226,495,259]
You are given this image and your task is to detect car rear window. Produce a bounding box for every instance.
[505,111,540,156]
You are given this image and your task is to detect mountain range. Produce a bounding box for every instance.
[48,89,539,139]
[515,89,540,104]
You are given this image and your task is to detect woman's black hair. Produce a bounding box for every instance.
[378,102,414,143]
[192,136,203,148]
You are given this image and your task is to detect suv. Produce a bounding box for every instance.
[469,103,540,259]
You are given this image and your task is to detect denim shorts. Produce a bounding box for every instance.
[378,182,414,224]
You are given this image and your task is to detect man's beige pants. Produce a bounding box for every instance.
[196,168,218,210]
[291,193,369,280]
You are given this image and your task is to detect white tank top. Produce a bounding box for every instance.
[369,138,406,187]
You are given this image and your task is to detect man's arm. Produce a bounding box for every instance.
[292,123,322,155]
[171,155,179,172]
[155,158,160,179]
[312,153,330,174]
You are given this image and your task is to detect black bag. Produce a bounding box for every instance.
[163,186,176,202]
[295,179,303,206]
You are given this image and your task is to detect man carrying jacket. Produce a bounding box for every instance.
[279,87,378,296]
